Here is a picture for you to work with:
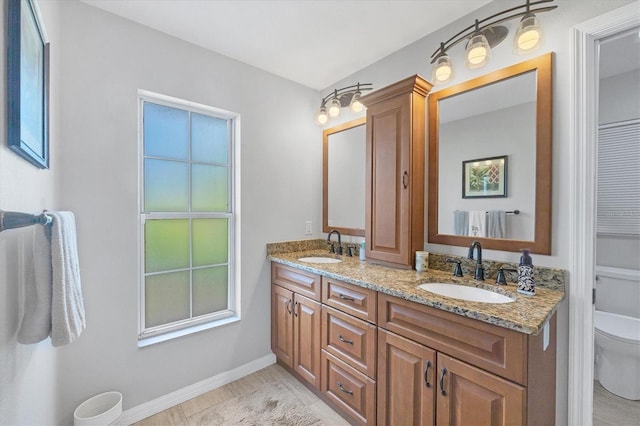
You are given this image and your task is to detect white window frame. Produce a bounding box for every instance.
[137,90,241,346]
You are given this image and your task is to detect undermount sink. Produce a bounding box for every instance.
[297,256,343,264]
[418,283,515,304]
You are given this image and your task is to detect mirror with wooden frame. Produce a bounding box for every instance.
[323,117,366,237]
[427,53,552,254]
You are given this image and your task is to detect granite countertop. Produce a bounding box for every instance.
[268,248,565,335]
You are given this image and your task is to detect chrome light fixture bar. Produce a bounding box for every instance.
[429,0,557,84]
[315,82,373,125]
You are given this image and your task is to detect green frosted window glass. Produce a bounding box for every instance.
[192,164,228,212]
[192,113,228,164]
[192,218,228,267]
[144,159,189,212]
[145,271,190,328]
[145,219,190,273]
[193,266,228,316]
[143,102,189,160]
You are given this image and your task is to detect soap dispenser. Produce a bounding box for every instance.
[517,249,535,295]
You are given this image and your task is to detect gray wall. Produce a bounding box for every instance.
[2,1,321,423]
[325,1,636,424]
[0,1,61,424]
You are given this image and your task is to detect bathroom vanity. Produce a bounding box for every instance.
[268,244,564,426]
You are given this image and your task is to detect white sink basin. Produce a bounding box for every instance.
[418,283,514,304]
[297,256,342,264]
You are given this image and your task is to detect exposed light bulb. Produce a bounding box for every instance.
[350,92,364,113]
[328,98,341,117]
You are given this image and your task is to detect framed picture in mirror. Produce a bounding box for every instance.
[7,0,50,169]
[462,155,507,198]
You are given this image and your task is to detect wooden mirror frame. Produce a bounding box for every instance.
[427,53,552,254]
[323,117,366,237]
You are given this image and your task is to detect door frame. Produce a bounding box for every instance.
[569,2,640,424]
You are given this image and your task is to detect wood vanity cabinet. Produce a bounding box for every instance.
[377,293,556,426]
[360,75,432,269]
[321,277,378,425]
[271,263,322,389]
[271,262,557,426]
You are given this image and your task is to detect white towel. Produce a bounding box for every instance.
[49,211,85,347]
[487,210,507,238]
[468,211,487,237]
[17,223,53,344]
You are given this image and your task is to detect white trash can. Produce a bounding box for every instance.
[73,391,122,426]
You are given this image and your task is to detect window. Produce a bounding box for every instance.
[138,91,240,344]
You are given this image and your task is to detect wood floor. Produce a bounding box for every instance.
[131,363,349,425]
[593,380,640,426]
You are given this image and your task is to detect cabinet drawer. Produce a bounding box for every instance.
[322,277,377,323]
[321,350,376,426]
[271,262,321,301]
[378,293,527,385]
[322,306,377,378]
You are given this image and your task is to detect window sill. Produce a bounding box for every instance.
[137,315,240,347]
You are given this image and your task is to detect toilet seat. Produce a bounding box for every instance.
[595,310,640,344]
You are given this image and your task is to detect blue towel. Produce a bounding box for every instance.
[453,211,469,236]
[487,210,507,238]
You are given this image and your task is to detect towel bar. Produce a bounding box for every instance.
[0,210,52,232]
[455,209,520,215]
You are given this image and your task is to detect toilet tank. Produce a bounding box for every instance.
[596,266,640,319]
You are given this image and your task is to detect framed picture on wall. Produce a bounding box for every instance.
[7,0,50,169]
[462,155,508,198]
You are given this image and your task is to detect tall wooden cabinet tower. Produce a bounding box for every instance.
[360,75,432,269]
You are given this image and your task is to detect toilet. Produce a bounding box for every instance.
[594,265,640,400]
[594,311,640,400]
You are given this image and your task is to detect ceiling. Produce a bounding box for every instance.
[81,0,492,90]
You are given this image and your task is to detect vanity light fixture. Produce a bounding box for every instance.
[429,0,557,84]
[315,82,373,125]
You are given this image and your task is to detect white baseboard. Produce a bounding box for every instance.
[121,353,276,424]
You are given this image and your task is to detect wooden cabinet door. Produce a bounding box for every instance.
[293,294,321,388]
[271,284,293,368]
[378,329,436,426]
[436,353,525,426]
[365,94,411,267]
[362,75,429,268]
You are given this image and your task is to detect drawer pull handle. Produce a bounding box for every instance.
[293,301,298,317]
[338,293,355,301]
[338,334,354,345]
[402,171,408,189]
[424,360,432,388]
[439,368,447,396]
[337,382,353,395]
[286,299,292,315]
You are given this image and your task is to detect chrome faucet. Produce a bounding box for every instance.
[467,240,485,280]
[327,230,342,255]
